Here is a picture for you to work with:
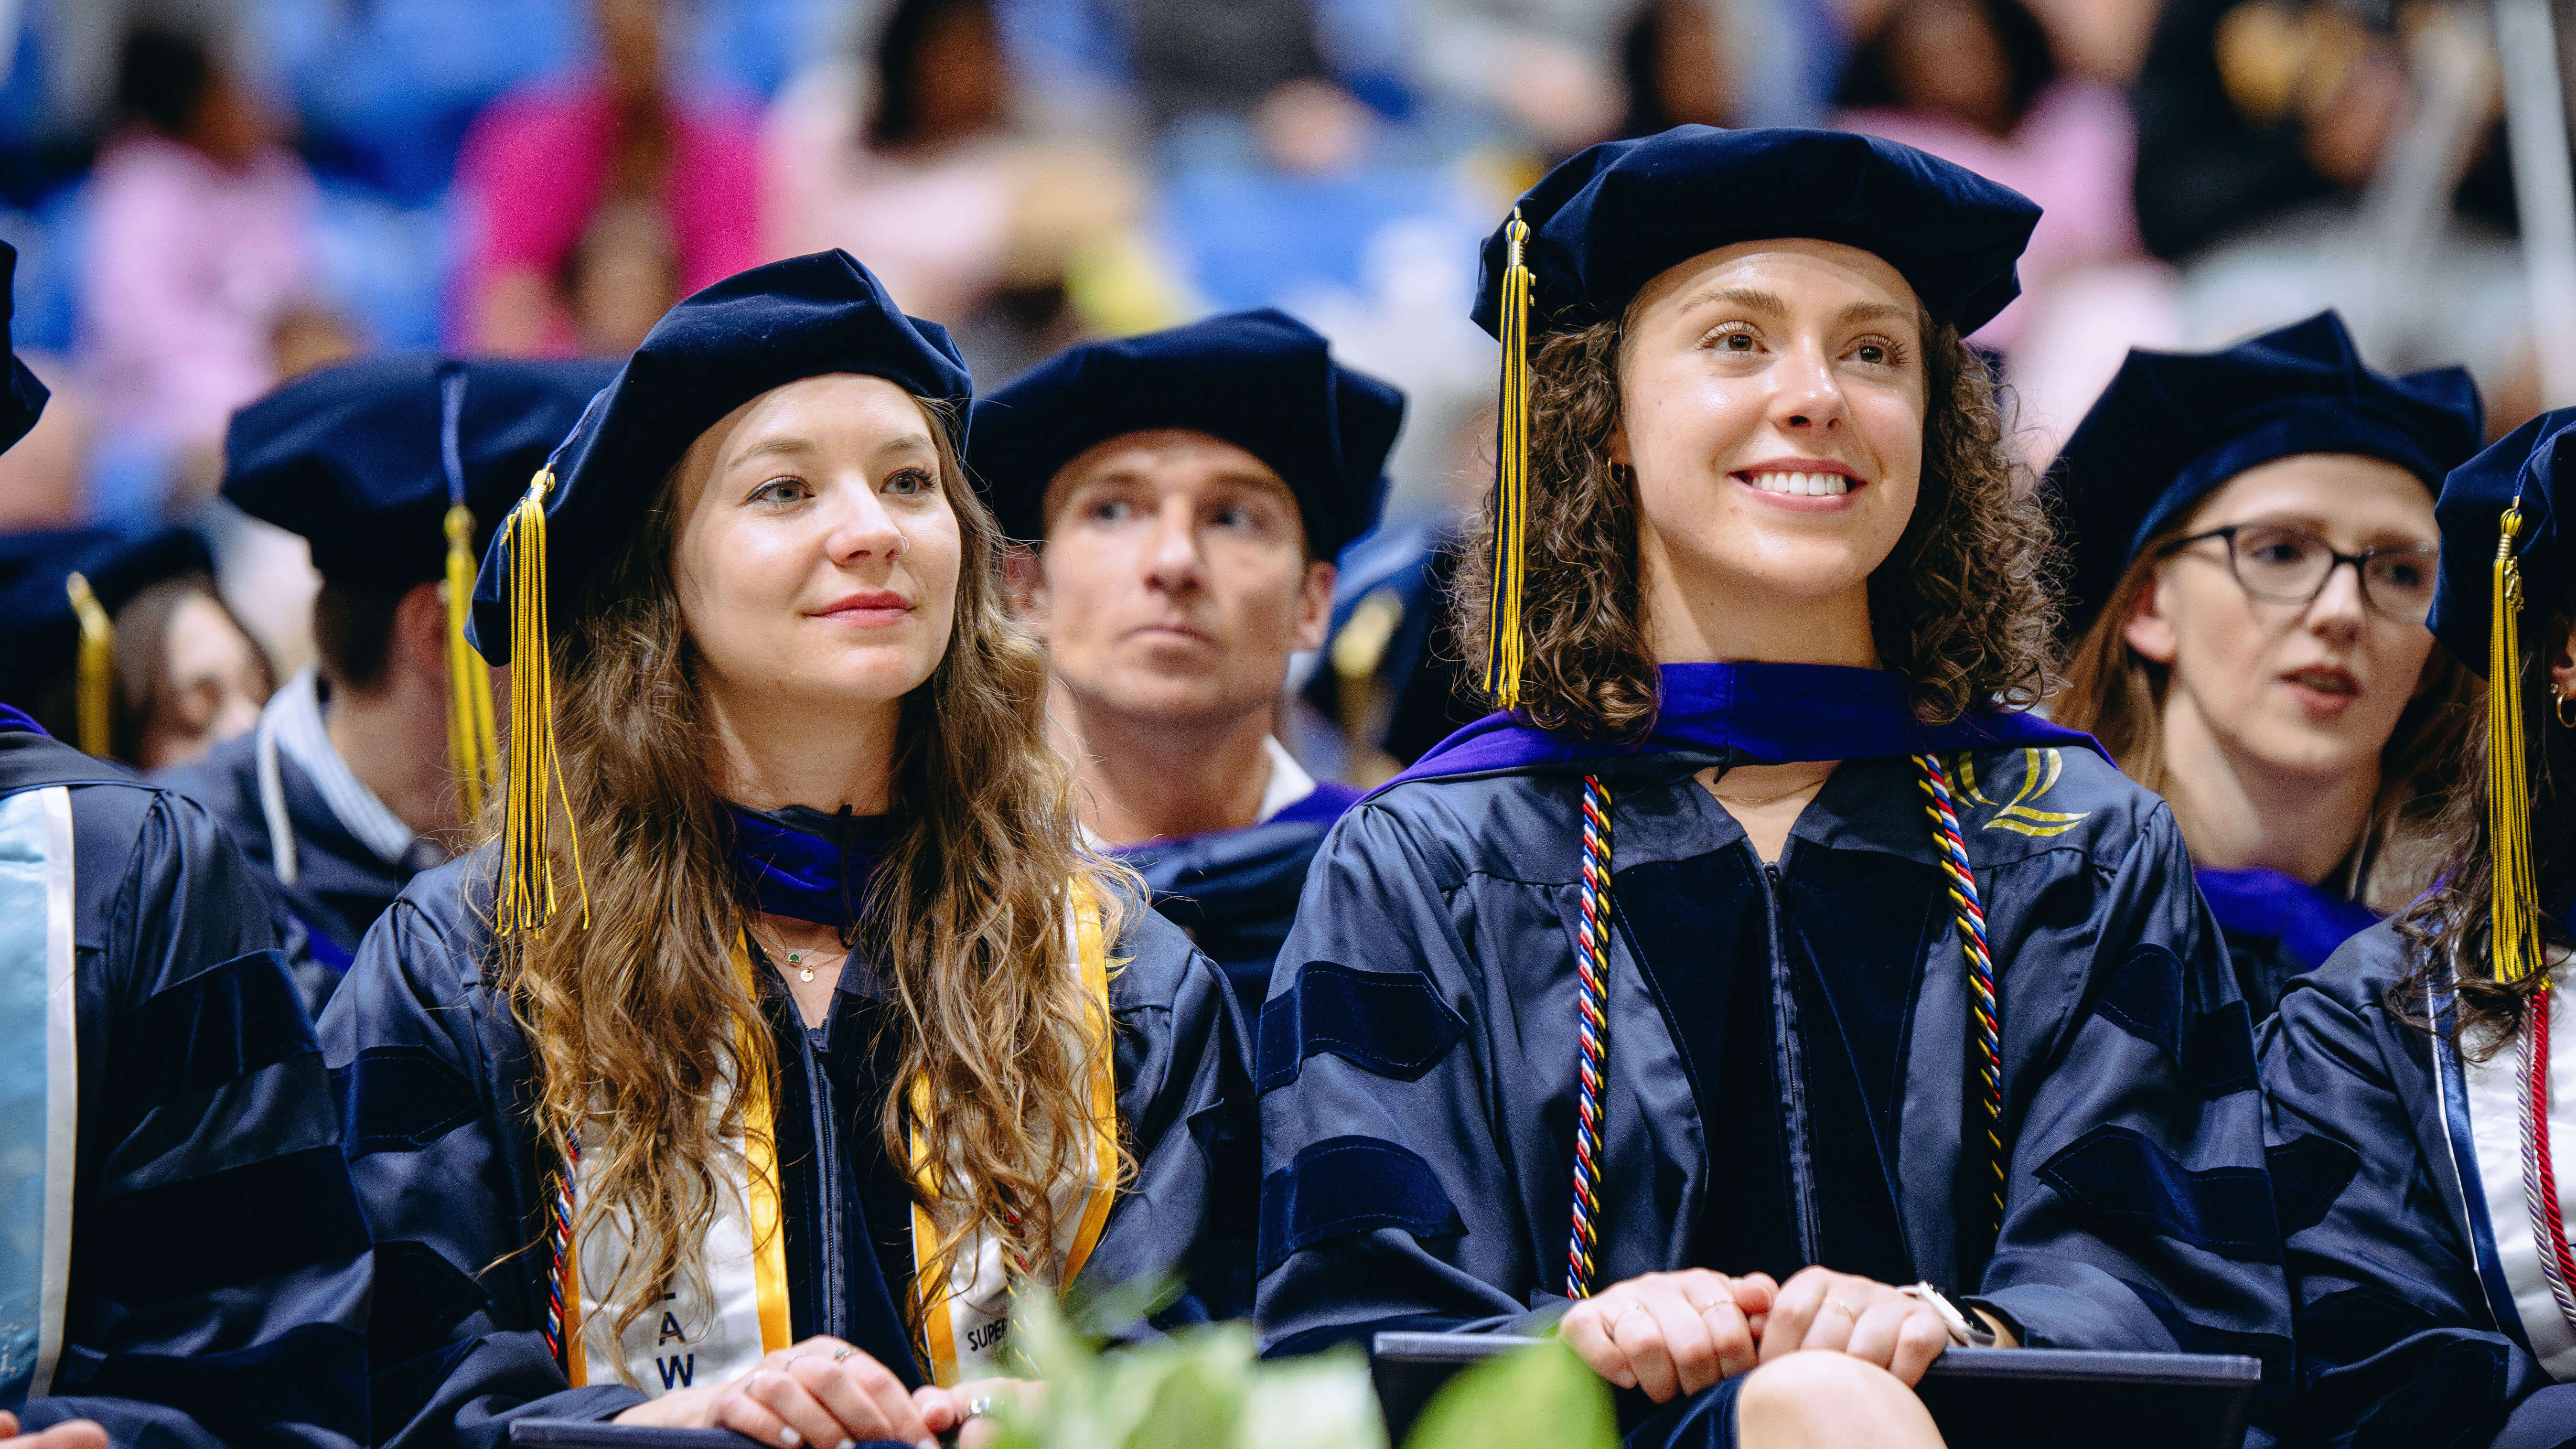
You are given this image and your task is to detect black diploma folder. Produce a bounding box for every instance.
[1368,1332,2261,1448]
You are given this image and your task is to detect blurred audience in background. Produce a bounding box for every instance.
[80,22,340,518]
[0,0,2564,756]
[454,0,759,356]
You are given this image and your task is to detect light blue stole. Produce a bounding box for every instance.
[0,785,77,1407]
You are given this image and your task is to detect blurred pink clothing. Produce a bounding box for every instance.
[1839,78,2143,351]
[80,131,317,447]
[759,63,1016,325]
[453,77,760,351]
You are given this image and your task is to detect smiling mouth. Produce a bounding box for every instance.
[1740,470,1859,497]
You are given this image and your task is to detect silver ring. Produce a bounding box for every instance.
[830,1346,856,1363]
[1824,1296,1858,1319]
[964,1395,996,1420]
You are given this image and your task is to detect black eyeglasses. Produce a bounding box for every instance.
[2156,524,2438,624]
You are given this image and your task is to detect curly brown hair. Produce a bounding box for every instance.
[1452,308,2060,739]
[2054,527,2479,915]
[2393,604,2576,1059]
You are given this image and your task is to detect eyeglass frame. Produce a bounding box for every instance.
[2153,523,2438,623]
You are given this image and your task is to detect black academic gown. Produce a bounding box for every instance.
[0,726,372,1449]
[157,727,424,993]
[2261,920,2576,1449]
[1257,746,2292,1447]
[324,852,1257,1449]
[1120,784,1364,1018]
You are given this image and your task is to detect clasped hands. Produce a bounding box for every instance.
[1559,1267,1963,1404]
[615,1336,1033,1449]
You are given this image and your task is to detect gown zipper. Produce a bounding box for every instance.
[796,1004,847,1343]
[1761,858,1822,1264]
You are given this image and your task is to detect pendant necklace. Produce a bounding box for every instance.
[761,934,844,985]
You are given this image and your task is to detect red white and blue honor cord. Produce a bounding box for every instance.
[1561,754,2005,1298]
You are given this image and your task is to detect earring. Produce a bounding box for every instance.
[2559,688,2576,730]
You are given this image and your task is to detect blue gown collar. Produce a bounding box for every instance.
[1370,662,2104,798]
[725,802,896,935]
[0,703,44,737]
[2195,866,2381,973]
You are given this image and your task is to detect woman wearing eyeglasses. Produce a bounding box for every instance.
[2050,312,2486,1018]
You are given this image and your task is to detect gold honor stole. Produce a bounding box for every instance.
[561,883,1116,1395]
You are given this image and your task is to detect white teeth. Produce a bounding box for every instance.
[1746,471,1850,496]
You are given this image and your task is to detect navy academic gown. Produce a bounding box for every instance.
[1120,783,1364,1017]
[2199,868,2380,1022]
[2261,920,2576,1448]
[1257,744,2291,1446]
[156,729,421,993]
[0,723,372,1449]
[324,852,1258,1449]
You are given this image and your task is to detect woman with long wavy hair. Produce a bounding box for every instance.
[1254,127,2288,1448]
[2049,313,2485,1020]
[322,250,1252,1449]
[2261,412,2576,1446]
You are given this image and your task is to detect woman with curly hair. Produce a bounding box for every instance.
[1254,127,2289,1448]
[322,251,1253,1449]
[2261,411,2576,1446]
[2050,314,2485,1020]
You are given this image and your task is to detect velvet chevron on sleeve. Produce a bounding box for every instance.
[0,726,370,1449]
[324,856,1255,1449]
[1255,744,2292,1447]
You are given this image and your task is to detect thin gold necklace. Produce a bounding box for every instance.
[1709,769,1833,809]
[759,932,848,984]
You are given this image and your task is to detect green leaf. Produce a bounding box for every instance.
[1400,1339,1618,1449]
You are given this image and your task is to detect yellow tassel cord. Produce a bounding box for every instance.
[2491,498,2544,985]
[1483,211,1534,708]
[444,504,500,821]
[497,470,589,936]
[63,572,112,757]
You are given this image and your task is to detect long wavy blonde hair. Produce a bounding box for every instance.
[482,396,1131,1374]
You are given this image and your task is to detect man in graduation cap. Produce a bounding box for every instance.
[155,355,613,987]
[0,239,371,1449]
[972,309,1404,1013]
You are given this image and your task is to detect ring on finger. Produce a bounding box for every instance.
[829,1346,856,1362]
[965,1395,997,1420]
[1823,1296,1859,1319]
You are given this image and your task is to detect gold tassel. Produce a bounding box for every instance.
[63,572,112,757]
[496,469,589,936]
[1483,210,1533,708]
[444,504,500,821]
[2490,497,2544,984]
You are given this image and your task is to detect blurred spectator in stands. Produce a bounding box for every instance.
[1408,0,1625,156]
[0,353,92,531]
[456,0,759,356]
[1618,0,1741,134]
[2130,0,2513,261]
[1835,0,2145,354]
[78,23,328,516]
[763,0,1146,374]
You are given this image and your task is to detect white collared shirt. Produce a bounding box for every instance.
[258,666,442,874]
[1254,734,1319,825]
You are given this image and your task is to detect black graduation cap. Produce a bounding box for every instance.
[464,248,972,936]
[1467,125,2039,707]
[467,249,973,666]
[968,309,1405,560]
[223,354,619,587]
[2426,408,2573,987]
[0,526,213,754]
[2049,311,2483,641]
[2430,407,2568,679]
[1470,125,2042,341]
[0,239,50,453]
